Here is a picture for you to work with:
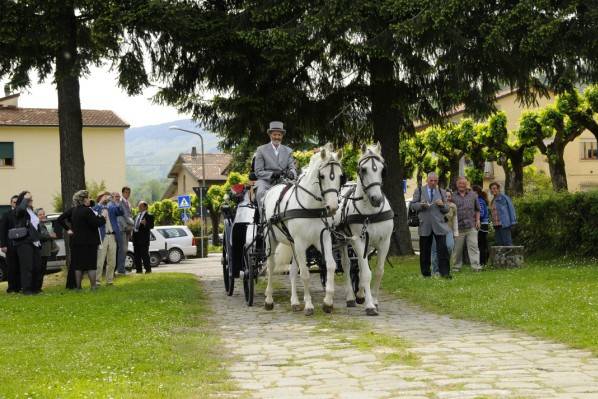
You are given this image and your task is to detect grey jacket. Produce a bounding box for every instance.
[410,186,450,236]
[254,143,296,204]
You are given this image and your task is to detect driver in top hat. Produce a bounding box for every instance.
[254,121,297,207]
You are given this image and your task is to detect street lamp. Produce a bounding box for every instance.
[169,126,206,258]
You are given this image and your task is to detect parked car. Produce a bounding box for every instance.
[127,225,197,269]
[405,198,420,251]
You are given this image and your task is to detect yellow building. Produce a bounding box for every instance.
[407,90,598,195]
[0,93,128,214]
[162,151,232,199]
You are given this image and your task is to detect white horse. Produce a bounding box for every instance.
[262,144,343,316]
[335,143,394,316]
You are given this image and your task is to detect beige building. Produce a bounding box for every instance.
[162,150,232,199]
[0,94,128,214]
[407,90,598,194]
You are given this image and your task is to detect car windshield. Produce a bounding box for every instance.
[157,228,188,239]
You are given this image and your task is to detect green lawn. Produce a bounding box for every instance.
[0,273,236,399]
[382,256,598,354]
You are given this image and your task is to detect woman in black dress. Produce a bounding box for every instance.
[57,190,105,289]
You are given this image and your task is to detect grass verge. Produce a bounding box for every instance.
[0,273,236,398]
[382,256,598,354]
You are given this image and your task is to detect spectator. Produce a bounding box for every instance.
[5,191,42,295]
[472,185,490,266]
[35,208,58,293]
[490,182,517,246]
[94,191,123,286]
[58,190,106,289]
[0,194,20,292]
[431,190,459,276]
[116,186,134,275]
[132,201,154,274]
[452,177,481,272]
[410,172,452,279]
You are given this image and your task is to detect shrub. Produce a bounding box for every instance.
[513,190,598,256]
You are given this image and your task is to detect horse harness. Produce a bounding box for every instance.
[266,159,345,255]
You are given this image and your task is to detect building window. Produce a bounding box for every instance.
[581,141,598,160]
[0,142,14,166]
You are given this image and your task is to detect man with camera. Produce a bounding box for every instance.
[410,172,452,279]
[253,121,297,208]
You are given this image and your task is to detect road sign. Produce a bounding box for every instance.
[177,195,191,209]
[181,212,190,223]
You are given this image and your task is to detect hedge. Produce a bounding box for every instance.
[513,191,598,256]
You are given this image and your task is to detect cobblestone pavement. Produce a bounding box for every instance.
[159,256,598,399]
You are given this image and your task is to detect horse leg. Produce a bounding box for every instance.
[289,256,302,311]
[264,239,277,310]
[294,242,313,316]
[342,246,356,307]
[372,237,390,310]
[321,232,335,313]
[352,238,377,316]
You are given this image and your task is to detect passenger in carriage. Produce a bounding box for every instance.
[253,121,297,208]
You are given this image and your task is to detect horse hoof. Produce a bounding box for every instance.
[305,308,314,316]
[346,300,357,308]
[291,304,303,312]
[264,302,274,311]
[322,303,334,313]
[356,296,365,305]
[366,307,379,316]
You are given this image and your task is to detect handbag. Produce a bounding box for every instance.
[8,226,29,240]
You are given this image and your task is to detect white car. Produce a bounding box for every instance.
[126,225,197,269]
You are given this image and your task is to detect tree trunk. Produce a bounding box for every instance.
[416,167,423,187]
[210,210,220,246]
[509,156,524,197]
[499,160,513,195]
[448,156,461,190]
[369,56,413,255]
[471,157,485,187]
[55,2,85,289]
[546,146,568,191]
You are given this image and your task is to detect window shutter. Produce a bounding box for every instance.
[0,142,14,159]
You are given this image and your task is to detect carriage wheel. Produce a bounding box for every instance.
[243,251,254,306]
[223,237,235,296]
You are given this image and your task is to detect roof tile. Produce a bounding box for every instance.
[0,107,129,127]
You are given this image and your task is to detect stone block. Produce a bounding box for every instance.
[490,246,524,268]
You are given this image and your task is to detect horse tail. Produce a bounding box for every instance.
[273,243,294,274]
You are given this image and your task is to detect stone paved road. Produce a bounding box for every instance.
[158,255,598,399]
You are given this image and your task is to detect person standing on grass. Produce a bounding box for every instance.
[410,172,452,279]
[472,185,490,266]
[490,182,517,246]
[0,194,21,293]
[116,186,134,275]
[431,190,459,276]
[452,177,481,272]
[35,208,58,293]
[132,201,154,274]
[58,190,106,290]
[94,192,123,286]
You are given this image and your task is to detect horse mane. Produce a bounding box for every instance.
[301,146,335,186]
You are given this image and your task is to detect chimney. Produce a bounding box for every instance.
[191,146,197,158]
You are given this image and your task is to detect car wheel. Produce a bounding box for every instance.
[167,248,184,264]
[125,253,134,271]
[149,252,161,268]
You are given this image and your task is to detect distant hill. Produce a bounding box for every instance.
[125,119,222,186]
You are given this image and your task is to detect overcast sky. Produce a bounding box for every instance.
[9,65,192,128]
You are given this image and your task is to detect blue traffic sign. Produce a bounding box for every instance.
[177,195,191,209]
[181,212,190,223]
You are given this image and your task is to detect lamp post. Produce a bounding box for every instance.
[169,126,206,258]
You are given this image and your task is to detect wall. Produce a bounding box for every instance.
[0,126,126,212]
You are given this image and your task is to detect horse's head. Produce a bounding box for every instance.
[309,143,344,215]
[358,142,386,207]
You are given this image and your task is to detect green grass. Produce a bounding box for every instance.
[382,256,598,354]
[0,273,236,398]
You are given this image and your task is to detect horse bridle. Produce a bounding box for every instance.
[358,154,386,193]
[295,159,345,205]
